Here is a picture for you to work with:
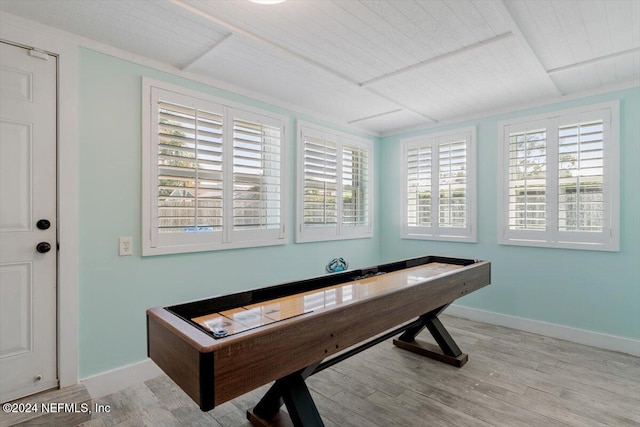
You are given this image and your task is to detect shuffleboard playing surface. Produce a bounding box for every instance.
[191,262,462,338]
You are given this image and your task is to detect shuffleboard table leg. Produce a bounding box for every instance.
[250,381,285,421]
[393,304,469,367]
[248,365,324,427]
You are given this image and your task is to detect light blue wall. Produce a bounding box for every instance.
[378,87,640,341]
[77,47,639,379]
[77,49,380,377]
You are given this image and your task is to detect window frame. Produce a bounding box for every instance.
[497,101,620,251]
[401,127,477,243]
[142,78,287,256]
[296,121,374,243]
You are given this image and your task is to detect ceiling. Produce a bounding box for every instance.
[1,0,638,135]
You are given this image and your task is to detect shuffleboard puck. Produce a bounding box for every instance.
[213,328,228,338]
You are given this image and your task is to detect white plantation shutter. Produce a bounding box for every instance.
[402,128,476,242]
[297,123,373,242]
[558,120,604,232]
[438,140,467,228]
[143,82,286,255]
[342,142,370,229]
[151,92,225,249]
[157,102,223,234]
[302,131,338,227]
[231,110,284,241]
[507,125,547,231]
[498,101,618,251]
[406,145,432,228]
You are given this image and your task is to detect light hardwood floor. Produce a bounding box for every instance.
[74,315,639,426]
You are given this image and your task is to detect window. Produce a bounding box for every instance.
[498,101,619,251]
[296,122,373,242]
[142,79,286,255]
[402,128,477,242]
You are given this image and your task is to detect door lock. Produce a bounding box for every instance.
[36,219,51,230]
[36,242,51,253]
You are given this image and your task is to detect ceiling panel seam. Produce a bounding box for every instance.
[359,31,515,87]
[348,109,403,125]
[366,87,438,124]
[181,33,234,71]
[547,47,640,74]
[498,0,562,95]
[169,0,438,127]
[170,0,359,85]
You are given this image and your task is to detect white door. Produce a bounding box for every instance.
[0,41,57,403]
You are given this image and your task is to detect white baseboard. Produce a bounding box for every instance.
[81,359,163,399]
[446,304,640,357]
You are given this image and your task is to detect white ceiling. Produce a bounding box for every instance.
[1,0,638,135]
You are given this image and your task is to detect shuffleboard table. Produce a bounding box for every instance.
[147,255,491,427]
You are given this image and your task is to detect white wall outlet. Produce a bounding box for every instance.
[119,236,133,256]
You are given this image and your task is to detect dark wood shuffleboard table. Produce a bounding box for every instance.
[147,255,491,426]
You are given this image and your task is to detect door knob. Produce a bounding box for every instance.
[36,219,51,230]
[36,242,51,253]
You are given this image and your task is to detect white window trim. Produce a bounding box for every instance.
[296,121,374,243]
[497,101,620,251]
[142,78,287,256]
[401,127,477,243]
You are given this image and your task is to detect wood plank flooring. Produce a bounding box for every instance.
[0,384,91,426]
[73,315,640,426]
